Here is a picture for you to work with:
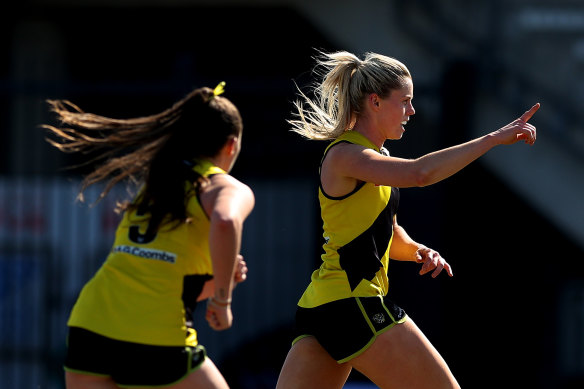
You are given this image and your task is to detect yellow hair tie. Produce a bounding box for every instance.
[213,81,226,96]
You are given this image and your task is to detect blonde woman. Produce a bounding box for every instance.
[44,83,255,389]
[275,51,539,389]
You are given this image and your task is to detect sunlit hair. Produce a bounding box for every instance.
[289,50,411,140]
[42,86,243,232]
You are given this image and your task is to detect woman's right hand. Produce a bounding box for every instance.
[491,103,539,146]
[206,297,233,331]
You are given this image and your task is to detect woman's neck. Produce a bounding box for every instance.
[352,119,385,149]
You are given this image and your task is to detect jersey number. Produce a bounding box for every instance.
[128,205,157,244]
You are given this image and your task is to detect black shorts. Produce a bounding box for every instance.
[293,295,407,363]
[64,327,206,388]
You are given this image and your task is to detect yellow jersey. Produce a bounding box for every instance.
[67,160,225,347]
[298,131,400,308]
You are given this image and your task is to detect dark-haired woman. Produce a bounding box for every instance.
[44,83,254,389]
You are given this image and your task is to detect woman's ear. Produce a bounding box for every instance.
[224,135,239,156]
[369,93,380,109]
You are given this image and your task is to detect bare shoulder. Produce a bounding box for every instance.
[322,141,378,178]
[326,141,366,158]
[200,174,255,217]
[325,141,377,166]
[321,142,371,196]
[209,174,254,198]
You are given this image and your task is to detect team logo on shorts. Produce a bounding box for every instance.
[372,313,385,324]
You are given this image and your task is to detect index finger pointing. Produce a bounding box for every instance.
[519,103,541,122]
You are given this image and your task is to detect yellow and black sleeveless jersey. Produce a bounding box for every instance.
[67,160,225,347]
[298,131,399,308]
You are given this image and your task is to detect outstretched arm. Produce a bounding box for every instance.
[331,104,540,188]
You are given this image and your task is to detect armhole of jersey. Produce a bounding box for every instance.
[319,140,366,200]
[390,186,400,215]
[196,173,225,220]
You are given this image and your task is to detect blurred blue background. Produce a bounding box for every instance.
[1,0,583,388]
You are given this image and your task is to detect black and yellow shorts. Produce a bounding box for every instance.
[293,295,407,363]
[64,327,206,388]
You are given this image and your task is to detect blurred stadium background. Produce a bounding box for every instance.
[1,0,584,388]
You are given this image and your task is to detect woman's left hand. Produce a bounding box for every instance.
[415,246,453,278]
[234,255,248,284]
